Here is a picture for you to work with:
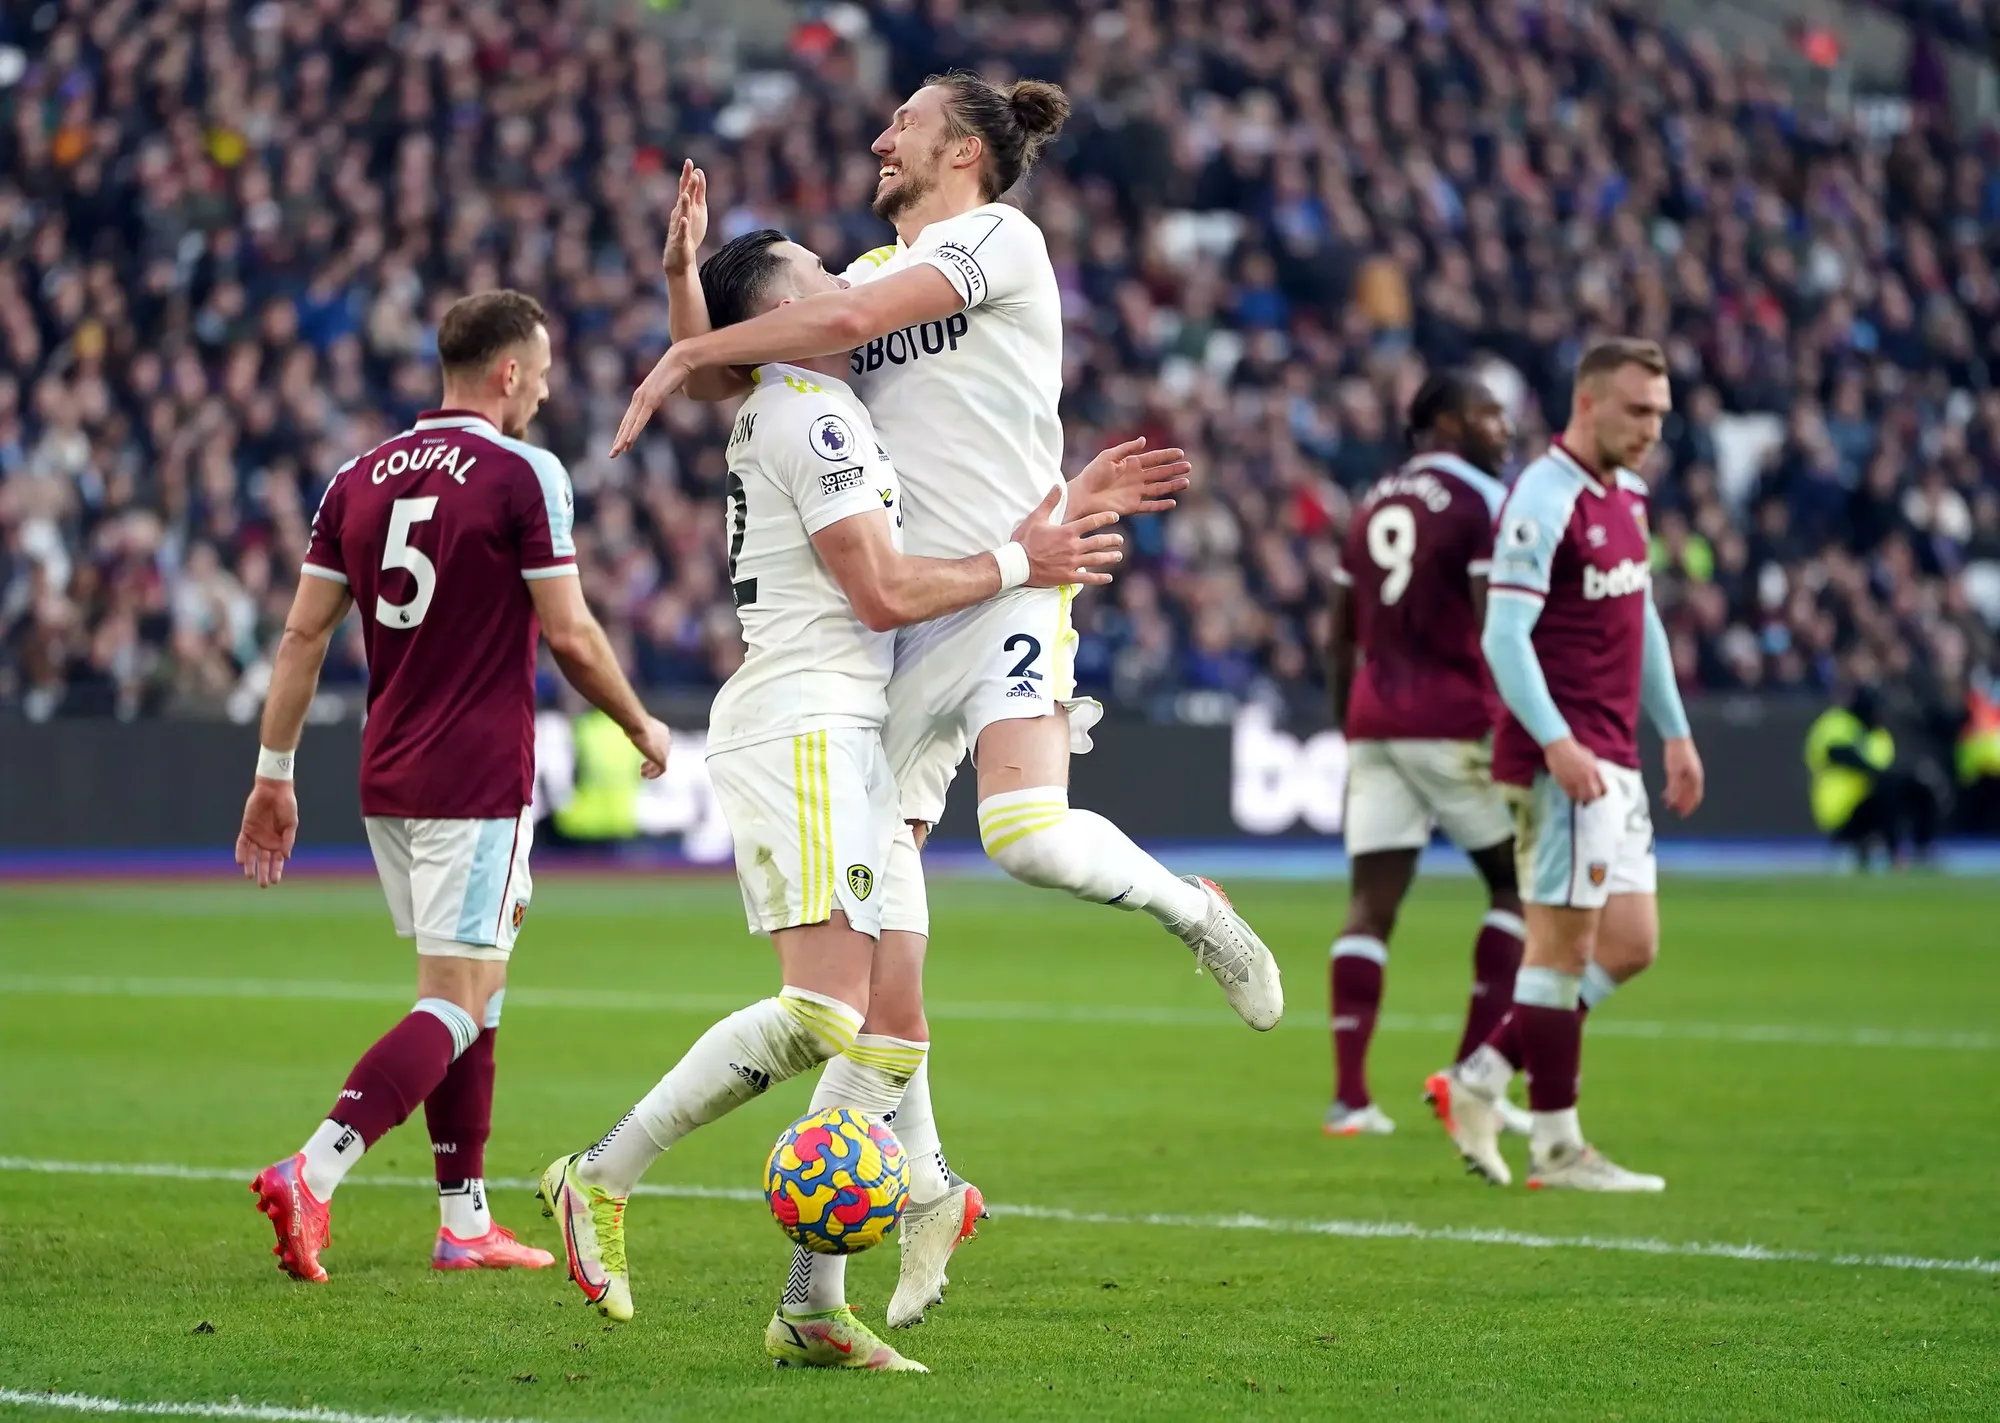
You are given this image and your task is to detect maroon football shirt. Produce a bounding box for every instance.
[302,410,576,818]
[1338,452,1508,742]
[1488,439,1652,786]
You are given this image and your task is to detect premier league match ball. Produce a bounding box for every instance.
[764,1106,909,1255]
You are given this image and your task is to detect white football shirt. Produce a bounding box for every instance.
[705,363,904,754]
[840,202,1065,560]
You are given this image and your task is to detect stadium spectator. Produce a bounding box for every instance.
[0,0,1995,758]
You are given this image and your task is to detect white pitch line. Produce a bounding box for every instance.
[1,974,1991,1052]
[1,1156,1993,1279]
[0,1388,539,1423]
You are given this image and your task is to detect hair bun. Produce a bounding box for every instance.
[1007,80,1071,141]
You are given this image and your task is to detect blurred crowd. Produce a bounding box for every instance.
[4,0,2000,793]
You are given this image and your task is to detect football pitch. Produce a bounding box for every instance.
[1,874,1995,1421]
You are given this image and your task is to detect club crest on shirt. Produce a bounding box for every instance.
[1632,505,1649,539]
[847,864,874,901]
[512,900,528,930]
[1587,862,1608,888]
[810,413,857,462]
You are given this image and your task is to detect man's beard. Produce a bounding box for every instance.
[872,145,943,222]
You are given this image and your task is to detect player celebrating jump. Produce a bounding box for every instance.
[614,74,1283,1323]
[1323,372,1530,1139]
[239,292,672,1279]
[1426,338,1705,1191]
[538,231,1122,1369]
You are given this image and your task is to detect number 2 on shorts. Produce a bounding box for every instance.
[1004,633,1044,680]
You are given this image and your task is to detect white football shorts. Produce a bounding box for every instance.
[1343,738,1513,857]
[364,808,535,960]
[883,584,1103,825]
[1508,759,1657,910]
[705,726,910,939]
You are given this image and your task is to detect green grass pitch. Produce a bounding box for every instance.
[1,874,1996,1421]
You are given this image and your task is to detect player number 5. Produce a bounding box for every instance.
[1367,504,1418,605]
[377,496,439,628]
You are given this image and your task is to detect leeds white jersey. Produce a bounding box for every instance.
[705,363,904,754]
[840,202,1064,561]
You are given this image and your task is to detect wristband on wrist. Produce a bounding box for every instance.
[991,540,1030,591]
[256,746,296,782]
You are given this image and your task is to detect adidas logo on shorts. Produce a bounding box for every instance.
[1005,680,1041,699]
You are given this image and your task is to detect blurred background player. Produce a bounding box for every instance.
[238,291,672,1281]
[1426,338,1704,1192]
[536,231,1121,1369]
[1322,371,1528,1139]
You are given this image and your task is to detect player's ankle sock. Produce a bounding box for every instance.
[1513,967,1584,1115]
[1456,910,1524,1060]
[884,1056,951,1203]
[311,998,479,1196]
[299,1118,365,1200]
[579,987,862,1196]
[1329,936,1386,1110]
[425,1018,498,1189]
[438,1178,491,1237]
[1579,962,1619,1011]
[976,787,1208,929]
[783,1244,847,1315]
[1531,1105,1584,1156]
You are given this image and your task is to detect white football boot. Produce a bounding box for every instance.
[1527,1142,1665,1192]
[1176,876,1284,1030]
[1422,1069,1512,1186]
[887,1179,985,1329]
[1323,1102,1397,1136]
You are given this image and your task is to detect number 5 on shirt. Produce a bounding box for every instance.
[378,496,439,628]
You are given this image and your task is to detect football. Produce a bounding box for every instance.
[764,1106,909,1255]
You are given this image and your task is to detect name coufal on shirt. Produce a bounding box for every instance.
[370,439,477,486]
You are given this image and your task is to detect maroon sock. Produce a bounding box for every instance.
[425,1027,496,1182]
[1517,1004,1583,1111]
[1482,1007,1524,1070]
[1456,916,1524,1062]
[330,1010,460,1148]
[1330,943,1385,1110]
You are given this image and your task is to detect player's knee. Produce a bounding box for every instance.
[977,789,1077,889]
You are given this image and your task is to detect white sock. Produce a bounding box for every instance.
[782,1034,930,1315]
[438,1178,490,1237]
[884,1055,951,1204]
[977,787,1207,929]
[1457,1044,1514,1097]
[1531,1106,1583,1156]
[1580,962,1620,1010]
[580,987,862,1196]
[299,1118,366,1200]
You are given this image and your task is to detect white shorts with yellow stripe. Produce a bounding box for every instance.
[704,727,902,939]
[883,584,1104,826]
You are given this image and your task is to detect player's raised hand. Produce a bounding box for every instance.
[611,349,693,457]
[1071,436,1192,518]
[1662,735,1705,817]
[661,160,708,278]
[235,779,299,889]
[1014,485,1122,588]
[627,715,673,779]
[1544,736,1607,805]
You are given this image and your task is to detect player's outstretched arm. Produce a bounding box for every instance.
[661,160,751,406]
[815,487,1121,633]
[1641,586,1704,816]
[613,266,964,456]
[236,575,351,888]
[1067,436,1192,519]
[529,575,672,778]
